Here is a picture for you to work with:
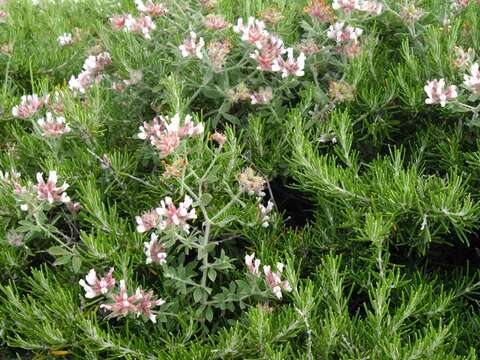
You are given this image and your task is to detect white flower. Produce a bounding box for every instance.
[57,33,73,46]
[464,63,480,94]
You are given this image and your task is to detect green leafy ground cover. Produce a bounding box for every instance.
[2,0,480,358]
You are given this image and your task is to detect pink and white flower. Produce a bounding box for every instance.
[69,52,111,94]
[263,263,291,299]
[464,63,480,94]
[37,112,71,137]
[136,208,160,233]
[259,200,274,227]
[250,35,286,71]
[12,94,43,118]
[332,0,359,12]
[135,289,165,323]
[101,280,140,316]
[204,14,230,30]
[57,33,74,46]
[144,233,167,264]
[135,0,167,16]
[79,268,116,298]
[34,171,70,204]
[233,17,268,46]
[272,48,306,78]
[358,0,383,15]
[156,195,197,233]
[327,22,363,43]
[245,253,261,276]
[250,87,273,105]
[179,31,205,59]
[424,79,458,107]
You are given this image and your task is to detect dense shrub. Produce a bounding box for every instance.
[2,0,480,358]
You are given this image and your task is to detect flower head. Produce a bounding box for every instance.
[259,200,274,227]
[464,63,480,94]
[272,48,306,78]
[424,79,458,107]
[12,94,43,118]
[37,112,71,137]
[210,131,227,146]
[135,0,167,16]
[453,46,475,69]
[304,0,334,22]
[327,22,363,43]
[144,233,167,264]
[101,280,140,316]
[233,17,268,46]
[179,31,205,59]
[245,253,261,276]
[250,87,273,105]
[263,263,291,299]
[35,171,70,204]
[135,289,165,323]
[136,208,160,233]
[156,195,197,233]
[238,167,266,197]
[79,268,116,298]
[204,14,230,30]
[207,40,231,71]
[58,32,74,46]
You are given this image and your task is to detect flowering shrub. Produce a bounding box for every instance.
[3,0,480,358]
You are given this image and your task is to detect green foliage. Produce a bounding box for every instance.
[2,0,480,358]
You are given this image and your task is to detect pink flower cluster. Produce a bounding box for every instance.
[234,17,306,78]
[424,79,458,107]
[179,31,205,59]
[110,14,156,39]
[464,63,480,94]
[245,253,292,299]
[69,52,111,94]
[327,22,363,44]
[332,0,383,15]
[80,270,165,323]
[12,94,44,118]
[138,113,204,158]
[134,0,167,16]
[204,14,230,30]
[156,195,197,233]
[258,200,274,227]
[136,208,160,233]
[144,233,167,264]
[37,112,71,137]
[35,171,70,204]
[79,268,116,298]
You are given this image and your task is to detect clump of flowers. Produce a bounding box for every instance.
[155,195,197,233]
[304,0,334,22]
[179,31,205,59]
[204,14,230,30]
[37,112,71,137]
[79,268,116,298]
[238,167,266,197]
[272,48,306,78]
[12,94,44,118]
[424,79,458,107]
[259,200,274,227]
[207,40,231,71]
[109,13,156,39]
[245,253,291,299]
[57,32,74,46]
[138,113,204,158]
[136,208,160,233]
[162,158,188,178]
[100,280,165,323]
[144,233,167,264]
[233,17,268,47]
[134,0,167,16]
[258,6,284,25]
[35,171,70,205]
[399,2,426,24]
[463,63,480,94]
[327,22,363,44]
[68,52,111,94]
[250,87,273,105]
[332,0,383,15]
